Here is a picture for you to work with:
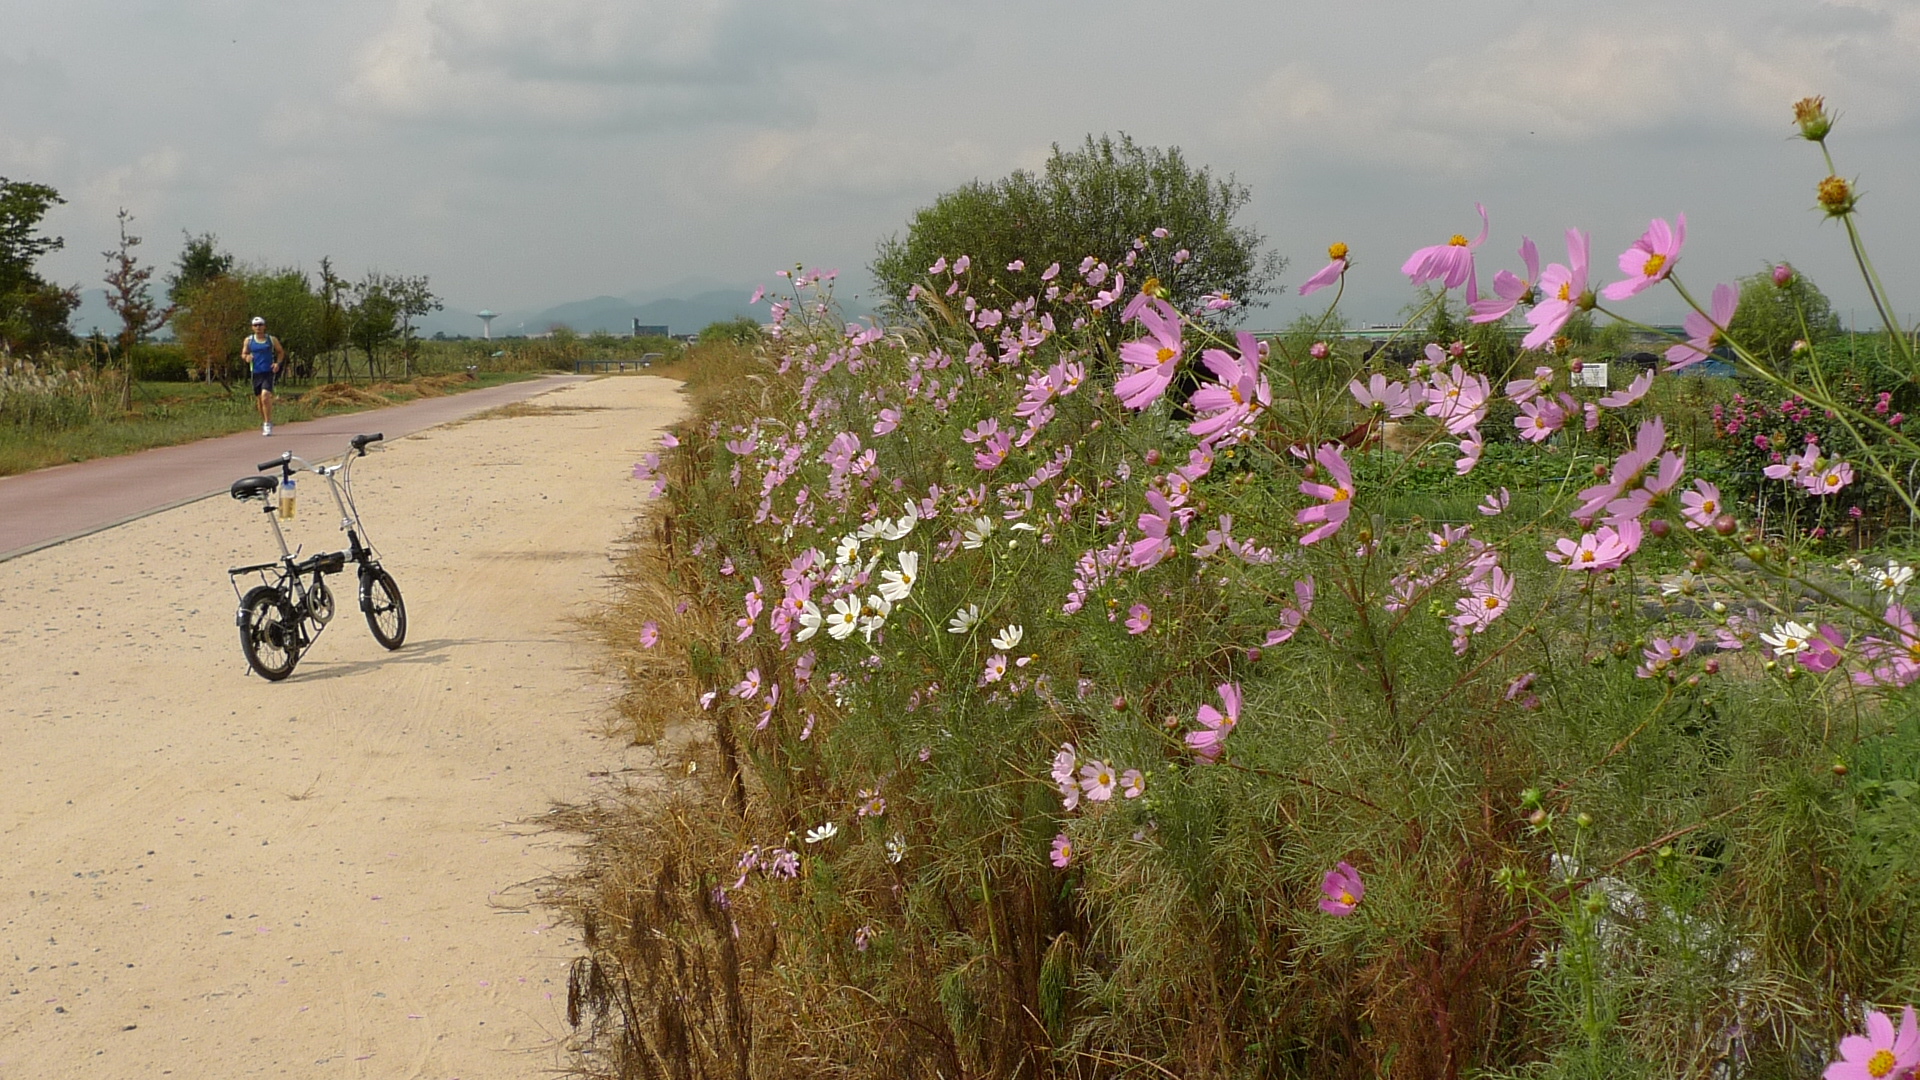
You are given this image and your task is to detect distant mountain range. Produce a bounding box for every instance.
[72,276,874,342]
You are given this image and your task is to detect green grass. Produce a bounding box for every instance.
[0,371,540,476]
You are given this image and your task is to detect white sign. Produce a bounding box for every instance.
[1574,361,1610,388]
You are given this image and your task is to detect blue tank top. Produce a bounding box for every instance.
[247,336,276,373]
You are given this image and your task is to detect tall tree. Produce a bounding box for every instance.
[387,274,441,378]
[166,232,234,306]
[317,257,349,381]
[0,176,79,354]
[102,209,172,410]
[173,274,249,385]
[347,272,400,377]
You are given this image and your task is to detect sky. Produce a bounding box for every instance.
[5,0,1919,331]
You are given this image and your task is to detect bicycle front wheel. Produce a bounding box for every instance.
[361,568,407,650]
[238,585,301,680]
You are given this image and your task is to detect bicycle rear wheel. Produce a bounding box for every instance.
[361,568,407,650]
[238,585,301,680]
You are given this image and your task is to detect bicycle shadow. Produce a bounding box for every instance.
[284,637,480,682]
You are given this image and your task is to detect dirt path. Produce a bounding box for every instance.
[0,375,684,1077]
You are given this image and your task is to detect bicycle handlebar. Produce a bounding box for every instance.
[258,457,287,472]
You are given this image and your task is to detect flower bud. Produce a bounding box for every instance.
[1584,893,1607,915]
[1571,359,1585,374]
[1144,448,1162,467]
[1713,514,1737,536]
[1744,544,1769,563]
[1772,263,1794,287]
[1831,761,1848,776]
[1817,175,1856,217]
[1112,695,1127,711]
[1704,658,1720,675]
[1309,341,1331,360]
[1520,787,1543,809]
[1246,647,1262,662]
[1528,808,1548,826]
[1650,518,1672,539]
[1793,96,1833,143]
[1576,812,1593,829]
[1593,463,1609,480]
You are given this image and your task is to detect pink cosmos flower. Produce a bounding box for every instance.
[1800,625,1850,674]
[1823,1005,1918,1080]
[1403,203,1489,300]
[1455,426,1484,475]
[1120,769,1146,799]
[1186,682,1242,762]
[1638,632,1698,678]
[1525,229,1591,349]
[1349,373,1416,418]
[1425,364,1491,435]
[733,668,761,699]
[1666,283,1738,370]
[1602,215,1686,301]
[1040,261,1060,281]
[1114,298,1183,409]
[1805,458,1855,495]
[1049,834,1074,868]
[1299,242,1350,296]
[1572,417,1667,524]
[1125,603,1152,635]
[1130,489,1179,568]
[1469,236,1540,323]
[1318,861,1365,916]
[640,621,660,648]
[1480,488,1511,516]
[1051,744,1078,787]
[1079,760,1117,802]
[1598,369,1654,409]
[1296,443,1354,546]
[1764,443,1819,484]
[1515,396,1570,443]
[1189,332,1271,442]
[1506,365,1555,405]
[1855,606,1920,689]
[1548,520,1643,572]
[1456,566,1514,630]
[1265,577,1316,646]
[1680,480,1723,530]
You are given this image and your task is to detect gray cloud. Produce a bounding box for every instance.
[4,0,1915,327]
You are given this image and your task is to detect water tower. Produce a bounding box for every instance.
[476,310,498,340]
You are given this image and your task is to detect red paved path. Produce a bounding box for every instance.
[0,374,591,561]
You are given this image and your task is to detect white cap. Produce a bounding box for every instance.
[251,316,265,325]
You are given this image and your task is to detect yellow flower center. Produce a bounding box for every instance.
[1230,387,1244,405]
[1332,489,1350,503]
[1140,276,1162,297]
[1328,242,1349,260]
[1702,499,1717,514]
[1827,473,1841,485]
[1579,550,1596,564]
[1156,347,1176,363]
[1484,596,1501,610]
[1338,890,1356,905]
[1642,252,1667,278]
[1449,234,1470,247]
[1557,282,1572,301]
[1869,1048,1896,1078]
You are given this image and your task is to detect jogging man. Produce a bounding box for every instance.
[242,316,285,436]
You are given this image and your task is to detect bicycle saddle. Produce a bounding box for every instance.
[231,476,278,500]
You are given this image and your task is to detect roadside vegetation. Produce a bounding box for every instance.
[556,113,1920,1080]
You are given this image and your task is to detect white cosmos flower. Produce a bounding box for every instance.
[1874,563,1914,595]
[948,603,981,634]
[860,593,892,641]
[990,624,1024,651]
[826,596,861,640]
[878,551,919,602]
[795,600,824,642]
[885,835,906,864]
[1659,570,1706,598]
[855,519,886,542]
[876,502,919,541]
[961,516,995,549]
[804,822,839,844]
[834,535,861,566]
[1760,620,1815,656]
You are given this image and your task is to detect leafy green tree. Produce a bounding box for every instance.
[1726,263,1842,374]
[698,316,763,346]
[166,232,233,306]
[239,267,327,379]
[871,134,1283,326]
[347,273,400,377]
[386,274,440,377]
[173,274,249,384]
[0,176,78,354]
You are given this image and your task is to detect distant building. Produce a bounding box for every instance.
[633,322,669,338]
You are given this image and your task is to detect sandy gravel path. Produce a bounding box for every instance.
[0,375,683,1077]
